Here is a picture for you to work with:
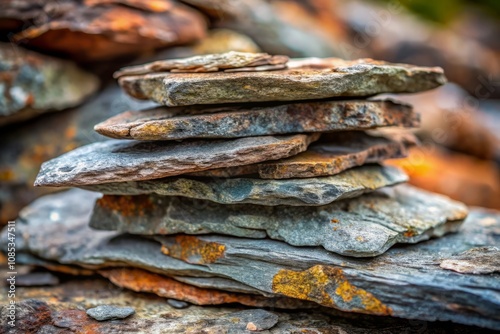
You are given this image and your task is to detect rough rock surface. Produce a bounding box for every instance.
[2,189,498,328]
[118,57,446,106]
[34,134,318,187]
[114,51,289,76]
[83,165,407,206]
[86,305,135,321]
[3,288,491,334]
[440,247,500,274]
[193,131,415,179]
[90,184,465,255]
[3,0,206,62]
[0,43,99,126]
[94,99,418,140]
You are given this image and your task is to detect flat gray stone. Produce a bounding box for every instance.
[90,183,465,256]
[94,99,418,141]
[3,189,498,328]
[86,305,135,321]
[440,247,500,274]
[34,134,318,187]
[191,131,415,179]
[82,165,408,206]
[118,57,446,106]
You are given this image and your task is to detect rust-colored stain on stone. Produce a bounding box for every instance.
[161,235,226,264]
[272,265,392,315]
[97,195,154,217]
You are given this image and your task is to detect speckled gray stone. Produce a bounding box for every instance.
[2,189,499,329]
[86,305,135,321]
[94,99,418,140]
[34,134,318,187]
[81,165,408,206]
[118,57,446,106]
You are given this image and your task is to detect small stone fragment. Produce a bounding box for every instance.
[229,309,278,331]
[440,247,500,274]
[86,305,135,321]
[118,57,446,106]
[114,51,289,77]
[167,299,190,309]
[94,99,418,141]
[34,134,318,187]
[193,131,415,179]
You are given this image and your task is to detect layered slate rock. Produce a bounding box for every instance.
[192,131,415,179]
[3,189,498,328]
[34,134,318,187]
[94,99,418,140]
[117,56,446,106]
[4,0,206,62]
[90,184,466,255]
[83,165,408,206]
[0,43,99,126]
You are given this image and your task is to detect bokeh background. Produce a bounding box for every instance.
[1,0,499,223]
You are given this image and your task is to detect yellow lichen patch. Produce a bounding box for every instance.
[161,235,226,264]
[272,265,392,316]
[96,195,154,217]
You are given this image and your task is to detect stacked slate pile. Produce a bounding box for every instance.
[3,52,499,329]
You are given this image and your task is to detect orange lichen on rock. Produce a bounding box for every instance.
[272,265,392,315]
[96,195,154,217]
[160,235,226,264]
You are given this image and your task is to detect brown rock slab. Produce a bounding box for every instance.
[114,51,289,76]
[193,131,416,179]
[118,57,446,106]
[0,43,99,126]
[6,0,206,62]
[34,134,318,187]
[94,99,418,141]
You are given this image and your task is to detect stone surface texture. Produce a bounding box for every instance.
[90,184,466,256]
[192,131,416,179]
[0,43,99,125]
[94,99,418,140]
[118,57,446,106]
[86,305,135,321]
[440,247,500,274]
[114,51,288,76]
[83,165,407,206]
[34,134,318,187]
[2,189,497,328]
[3,0,207,62]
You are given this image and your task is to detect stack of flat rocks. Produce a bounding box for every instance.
[5,52,500,329]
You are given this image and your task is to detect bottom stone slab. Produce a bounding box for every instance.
[2,189,498,328]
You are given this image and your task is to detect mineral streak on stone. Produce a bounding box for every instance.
[193,131,415,179]
[2,189,498,328]
[94,99,418,141]
[91,183,467,256]
[114,51,289,77]
[83,165,407,206]
[6,0,207,62]
[440,247,500,274]
[0,43,99,126]
[86,305,135,321]
[34,134,318,187]
[99,268,314,309]
[118,57,446,106]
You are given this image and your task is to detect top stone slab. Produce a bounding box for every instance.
[117,54,446,106]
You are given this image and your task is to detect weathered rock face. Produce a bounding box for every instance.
[114,51,289,76]
[83,165,407,206]
[2,284,489,334]
[192,131,415,179]
[2,0,207,62]
[90,184,466,256]
[2,188,497,328]
[0,43,99,126]
[94,99,418,141]
[34,134,318,187]
[118,57,446,106]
